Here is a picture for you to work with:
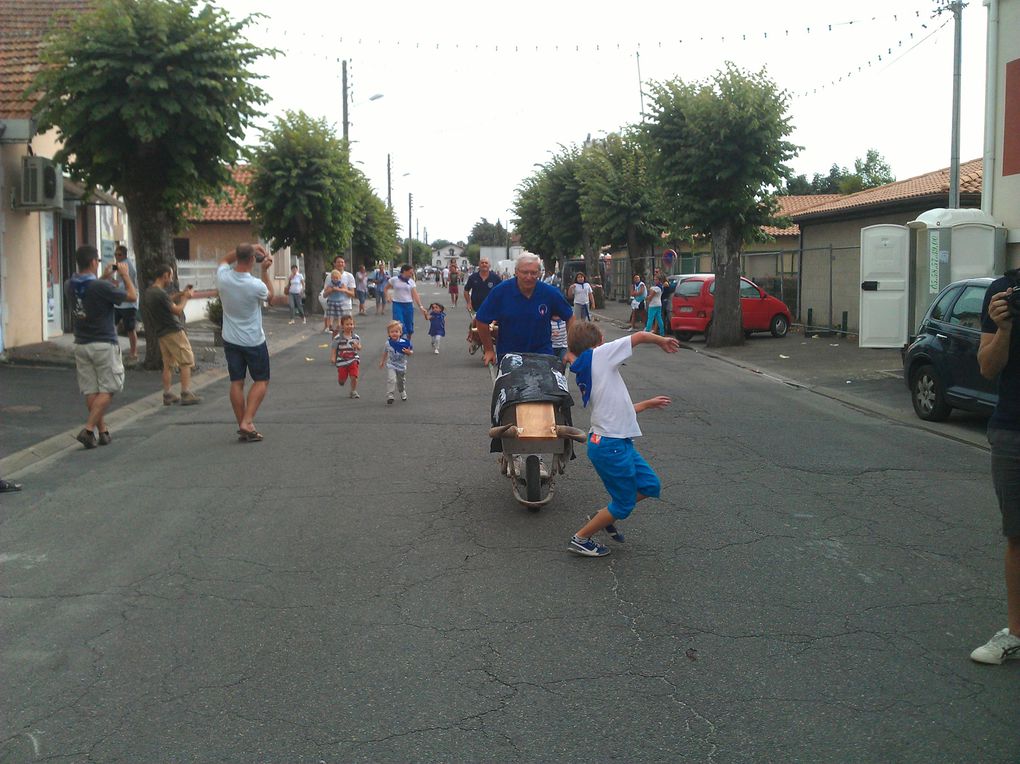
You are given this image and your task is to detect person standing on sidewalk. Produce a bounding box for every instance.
[973,280,1020,664]
[568,271,595,321]
[217,243,274,442]
[65,244,135,449]
[372,263,389,315]
[287,265,306,324]
[644,275,664,335]
[142,265,201,406]
[108,244,139,360]
[355,264,370,315]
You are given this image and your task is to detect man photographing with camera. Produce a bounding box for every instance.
[217,243,274,442]
[974,274,1020,664]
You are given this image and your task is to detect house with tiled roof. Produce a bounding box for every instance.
[0,0,133,351]
[173,165,294,298]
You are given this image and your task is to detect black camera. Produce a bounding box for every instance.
[255,253,265,263]
[1005,269,1020,317]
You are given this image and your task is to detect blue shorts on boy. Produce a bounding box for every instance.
[572,335,661,518]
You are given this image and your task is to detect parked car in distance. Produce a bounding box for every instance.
[669,274,792,340]
[901,276,997,421]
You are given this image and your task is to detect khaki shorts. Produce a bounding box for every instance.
[74,342,124,395]
[158,331,195,370]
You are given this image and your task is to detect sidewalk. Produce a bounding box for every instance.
[0,310,317,476]
[592,297,990,450]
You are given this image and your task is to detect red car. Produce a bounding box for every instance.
[669,275,792,340]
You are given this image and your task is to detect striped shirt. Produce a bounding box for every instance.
[551,318,568,349]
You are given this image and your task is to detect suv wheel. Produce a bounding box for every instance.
[770,314,790,337]
[674,331,693,342]
[911,364,952,421]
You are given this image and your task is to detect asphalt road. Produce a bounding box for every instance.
[1,281,1015,762]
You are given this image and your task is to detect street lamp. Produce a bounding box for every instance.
[341,59,383,143]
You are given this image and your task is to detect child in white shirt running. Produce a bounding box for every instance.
[566,322,679,557]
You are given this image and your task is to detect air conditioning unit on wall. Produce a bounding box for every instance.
[19,156,63,210]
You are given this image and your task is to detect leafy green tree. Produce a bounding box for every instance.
[576,131,665,300]
[643,63,797,347]
[468,218,508,247]
[430,238,454,250]
[30,0,269,367]
[246,111,356,307]
[786,149,895,195]
[463,243,482,265]
[351,173,398,271]
[401,239,432,266]
[513,173,557,260]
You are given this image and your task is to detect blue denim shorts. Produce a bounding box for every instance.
[224,341,270,383]
[586,434,660,519]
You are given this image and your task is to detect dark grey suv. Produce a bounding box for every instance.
[902,277,997,421]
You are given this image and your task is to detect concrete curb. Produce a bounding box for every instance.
[0,326,316,478]
[591,309,990,453]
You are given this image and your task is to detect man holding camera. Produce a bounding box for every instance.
[65,244,136,449]
[217,243,274,442]
[142,264,201,406]
[974,277,1020,664]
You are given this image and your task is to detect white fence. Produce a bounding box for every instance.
[176,261,219,291]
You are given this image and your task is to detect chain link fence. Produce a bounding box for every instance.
[602,243,864,335]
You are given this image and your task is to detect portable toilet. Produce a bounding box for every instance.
[906,208,1007,331]
[859,209,1007,348]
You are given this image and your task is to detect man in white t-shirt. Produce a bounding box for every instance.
[565,321,679,557]
[216,243,274,442]
[322,255,356,318]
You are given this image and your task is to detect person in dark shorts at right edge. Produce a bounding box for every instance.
[973,277,1020,664]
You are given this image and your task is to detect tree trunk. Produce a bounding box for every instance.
[124,191,176,370]
[626,223,644,283]
[304,248,325,314]
[707,222,744,348]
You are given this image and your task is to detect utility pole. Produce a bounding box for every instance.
[341,59,349,143]
[937,0,966,208]
[636,51,645,121]
[386,153,392,209]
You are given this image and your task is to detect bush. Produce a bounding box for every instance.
[205,296,223,326]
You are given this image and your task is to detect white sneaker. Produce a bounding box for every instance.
[288,319,295,324]
[400,391,407,401]
[971,628,1020,664]
[434,348,439,354]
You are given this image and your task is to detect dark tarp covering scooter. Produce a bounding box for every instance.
[487,352,586,509]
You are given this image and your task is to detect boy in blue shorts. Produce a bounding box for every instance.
[567,321,679,557]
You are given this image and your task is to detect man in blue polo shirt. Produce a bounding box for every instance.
[475,254,574,365]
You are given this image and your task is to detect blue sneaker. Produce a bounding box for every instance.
[605,523,625,543]
[569,537,610,557]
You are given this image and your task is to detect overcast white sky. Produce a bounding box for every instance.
[218,0,989,245]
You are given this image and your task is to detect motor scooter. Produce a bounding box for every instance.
[486,353,586,509]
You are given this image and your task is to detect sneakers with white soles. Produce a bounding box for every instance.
[569,537,610,557]
[970,628,1020,664]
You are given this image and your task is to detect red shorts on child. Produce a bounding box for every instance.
[337,362,360,383]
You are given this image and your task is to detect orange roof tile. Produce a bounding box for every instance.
[790,159,983,221]
[0,0,90,118]
[189,166,252,223]
[761,195,844,237]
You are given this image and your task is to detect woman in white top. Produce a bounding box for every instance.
[287,265,305,324]
[628,273,648,331]
[644,276,664,334]
[383,263,428,338]
[568,272,595,321]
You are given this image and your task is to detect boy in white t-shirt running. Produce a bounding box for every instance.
[566,322,680,556]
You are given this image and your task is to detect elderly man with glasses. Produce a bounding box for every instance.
[474,254,574,367]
